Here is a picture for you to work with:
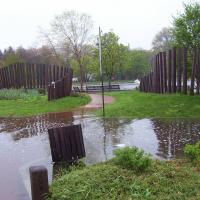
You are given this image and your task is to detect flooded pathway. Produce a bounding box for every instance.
[1,96,200,199]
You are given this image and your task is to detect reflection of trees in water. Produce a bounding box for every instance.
[99,118,132,160]
[0,112,74,141]
[153,119,200,159]
[99,118,132,144]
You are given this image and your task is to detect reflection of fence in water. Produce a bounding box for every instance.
[0,112,74,141]
[152,119,200,159]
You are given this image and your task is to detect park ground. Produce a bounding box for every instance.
[1,89,200,199]
[96,91,200,118]
[46,90,200,200]
[48,159,200,200]
[2,90,200,118]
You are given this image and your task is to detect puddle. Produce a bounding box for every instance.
[1,112,200,199]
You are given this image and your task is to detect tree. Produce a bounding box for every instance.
[2,47,22,67]
[101,32,128,86]
[173,2,200,49]
[116,44,130,80]
[127,49,152,80]
[48,10,93,90]
[152,27,174,53]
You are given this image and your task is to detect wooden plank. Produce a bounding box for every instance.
[159,52,163,93]
[196,48,200,95]
[190,49,196,95]
[48,128,60,162]
[168,49,172,93]
[163,51,167,93]
[29,166,49,200]
[172,47,177,93]
[0,68,3,89]
[53,65,56,81]
[183,48,188,94]
[177,48,182,93]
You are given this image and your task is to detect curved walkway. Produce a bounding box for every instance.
[83,93,114,109]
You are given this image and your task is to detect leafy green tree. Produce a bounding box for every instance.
[1,47,23,67]
[101,32,128,85]
[152,27,174,53]
[116,44,130,80]
[127,49,152,80]
[173,2,200,49]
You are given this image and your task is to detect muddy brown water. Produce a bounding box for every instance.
[1,111,200,199]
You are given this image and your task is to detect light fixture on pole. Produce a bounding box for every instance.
[98,27,105,117]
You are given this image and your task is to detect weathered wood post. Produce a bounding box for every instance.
[183,48,188,94]
[29,166,49,200]
[163,51,167,93]
[168,49,172,93]
[190,49,196,95]
[172,47,177,93]
[177,48,182,93]
[159,52,164,93]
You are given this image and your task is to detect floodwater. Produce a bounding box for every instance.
[1,112,200,199]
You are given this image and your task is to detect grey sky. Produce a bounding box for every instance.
[0,0,192,51]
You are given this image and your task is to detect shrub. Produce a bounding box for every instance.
[0,89,40,100]
[113,146,152,172]
[184,141,200,165]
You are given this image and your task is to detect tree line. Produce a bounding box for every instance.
[0,1,199,88]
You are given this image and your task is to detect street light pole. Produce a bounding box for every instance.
[98,27,105,117]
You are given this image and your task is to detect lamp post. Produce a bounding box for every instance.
[98,27,105,117]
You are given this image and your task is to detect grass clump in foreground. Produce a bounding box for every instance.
[114,147,152,172]
[48,160,200,200]
[97,91,200,118]
[0,90,90,117]
[0,89,40,100]
[184,141,200,165]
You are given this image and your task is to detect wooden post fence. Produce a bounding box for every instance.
[139,46,199,96]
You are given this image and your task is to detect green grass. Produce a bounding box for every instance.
[97,91,200,118]
[0,89,40,100]
[48,159,200,200]
[0,93,90,117]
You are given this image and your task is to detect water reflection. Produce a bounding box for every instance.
[1,114,200,199]
[153,119,200,159]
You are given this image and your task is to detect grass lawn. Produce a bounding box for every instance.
[96,91,200,118]
[46,91,200,199]
[0,93,90,117]
[48,160,200,200]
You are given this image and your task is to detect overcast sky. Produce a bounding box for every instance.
[0,0,193,51]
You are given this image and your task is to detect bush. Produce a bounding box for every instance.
[0,89,40,100]
[184,141,200,165]
[113,146,152,172]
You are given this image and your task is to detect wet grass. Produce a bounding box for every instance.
[48,159,200,200]
[97,91,200,118]
[0,92,90,117]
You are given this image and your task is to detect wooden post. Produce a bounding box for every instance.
[29,166,49,200]
[183,48,188,94]
[172,47,177,93]
[196,48,200,95]
[168,50,172,93]
[163,51,167,93]
[177,48,182,93]
[190,49,196,95]
[159,52,164,93]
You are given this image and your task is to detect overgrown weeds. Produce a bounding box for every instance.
[113,146,152,172]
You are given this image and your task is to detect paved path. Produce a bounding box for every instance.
[83,93,114,109]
